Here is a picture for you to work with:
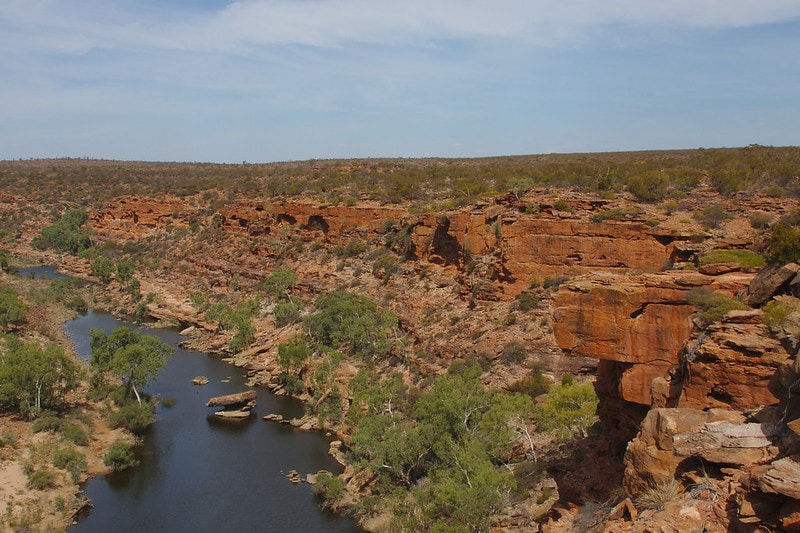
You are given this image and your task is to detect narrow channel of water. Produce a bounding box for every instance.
[60,309,362,532]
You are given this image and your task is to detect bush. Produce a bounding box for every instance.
[313,472,346,509]
[698,249,765,268]
[696,204,730,229]
[277,372,305,395]
[32,415,62,433]
[767,223,800,265]
[91,256,114,284]
[273,301,302,327]
[553,199,573,212]
[686,288,749,324]
[515,292,540,312]
[335,239,367,259]
[750,212,774,230]
[66,295,88,312]
[543,276,570,291]
[62,422,89,446]
[0,286,27,331]
[263,268,297,301]
[659,201,680,215]
[635,478,683,511]
[104,440,138,471]
[591,206,641,222]
[764,184,786,198]
[27,468,58,490]
[710,171,741,196]
[52,447,86,483]
[762,299,799,330]
[533,381,598,439]
[32,209,92,255]
[507,374,550,398]
[627,171,667,202]
[108,401,155,433]
[501,341,527,364]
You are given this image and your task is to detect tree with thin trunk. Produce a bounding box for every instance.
[90,327,173,405]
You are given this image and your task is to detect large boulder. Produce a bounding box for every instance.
[745,263,800,306]
[625,406,800,489]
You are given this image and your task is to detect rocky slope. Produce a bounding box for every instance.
[3,165,800,531]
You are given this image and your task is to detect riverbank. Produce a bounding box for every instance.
[0,264,137,532]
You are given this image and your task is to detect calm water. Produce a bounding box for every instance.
[65,310,361,533]
[18,265,72,280]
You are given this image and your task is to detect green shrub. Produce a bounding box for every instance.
[515,292,540,312]
[335,239,366,258]
[659,201,680,215]
[32,209,92,255]
[189,290,208,311]
[626,171,667,202]
[61,422,89,446]
[507,374,550,398]
[750,212,774,230]
[104,440,138,471]
[91,256,114,284]
[66,295,88,312]
[273,300,302,327]
[533,381,598,439]
[263,268,297,301]
[762,299,799,330]
[108,402,155,433]
[313,472,346,509]
[696,204,730,229]
[501,341,527,364]
[767,223,800,265]
[27,468,58,490]
[0,431,18,448]
[32,415,62,433]
[764,184,787,198]
[277,373,305,395]
[52,447,86,483]
[710,171,741,196]
[698,249,765,268]
[591,206,641,222]
[372,252,399,282]
[0,286,27,331]
[543,276,570,291]
[686,288,749,323]
[553,199,573,212]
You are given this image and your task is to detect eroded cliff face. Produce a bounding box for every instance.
[551,260,800,531]
[89,193,688,296]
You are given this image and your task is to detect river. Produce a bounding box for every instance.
[43,296,361,532]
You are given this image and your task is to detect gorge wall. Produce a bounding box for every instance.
[90,193,686,296]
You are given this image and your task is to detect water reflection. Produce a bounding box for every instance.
[67,309,361,533]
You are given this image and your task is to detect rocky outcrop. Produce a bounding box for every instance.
[89,194,697,298]
[206,390,257,418]
[205,390,257,408]
[623,408,786,493]
[745,262,800,306]
[552,271,754,412]
[663,316,793,411]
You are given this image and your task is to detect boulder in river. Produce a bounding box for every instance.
[205,390,257,408]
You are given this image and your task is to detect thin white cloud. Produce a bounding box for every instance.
[2,0,800,56]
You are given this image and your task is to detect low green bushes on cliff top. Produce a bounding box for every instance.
[686,288,749,324]
[698,249,765,268]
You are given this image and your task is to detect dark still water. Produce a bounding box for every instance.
[65,310,361,533]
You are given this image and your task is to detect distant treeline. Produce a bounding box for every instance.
[1,145,798,208]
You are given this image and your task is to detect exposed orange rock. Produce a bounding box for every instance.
[90,195,694,300]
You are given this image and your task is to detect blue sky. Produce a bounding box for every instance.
[1,1,799,163]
